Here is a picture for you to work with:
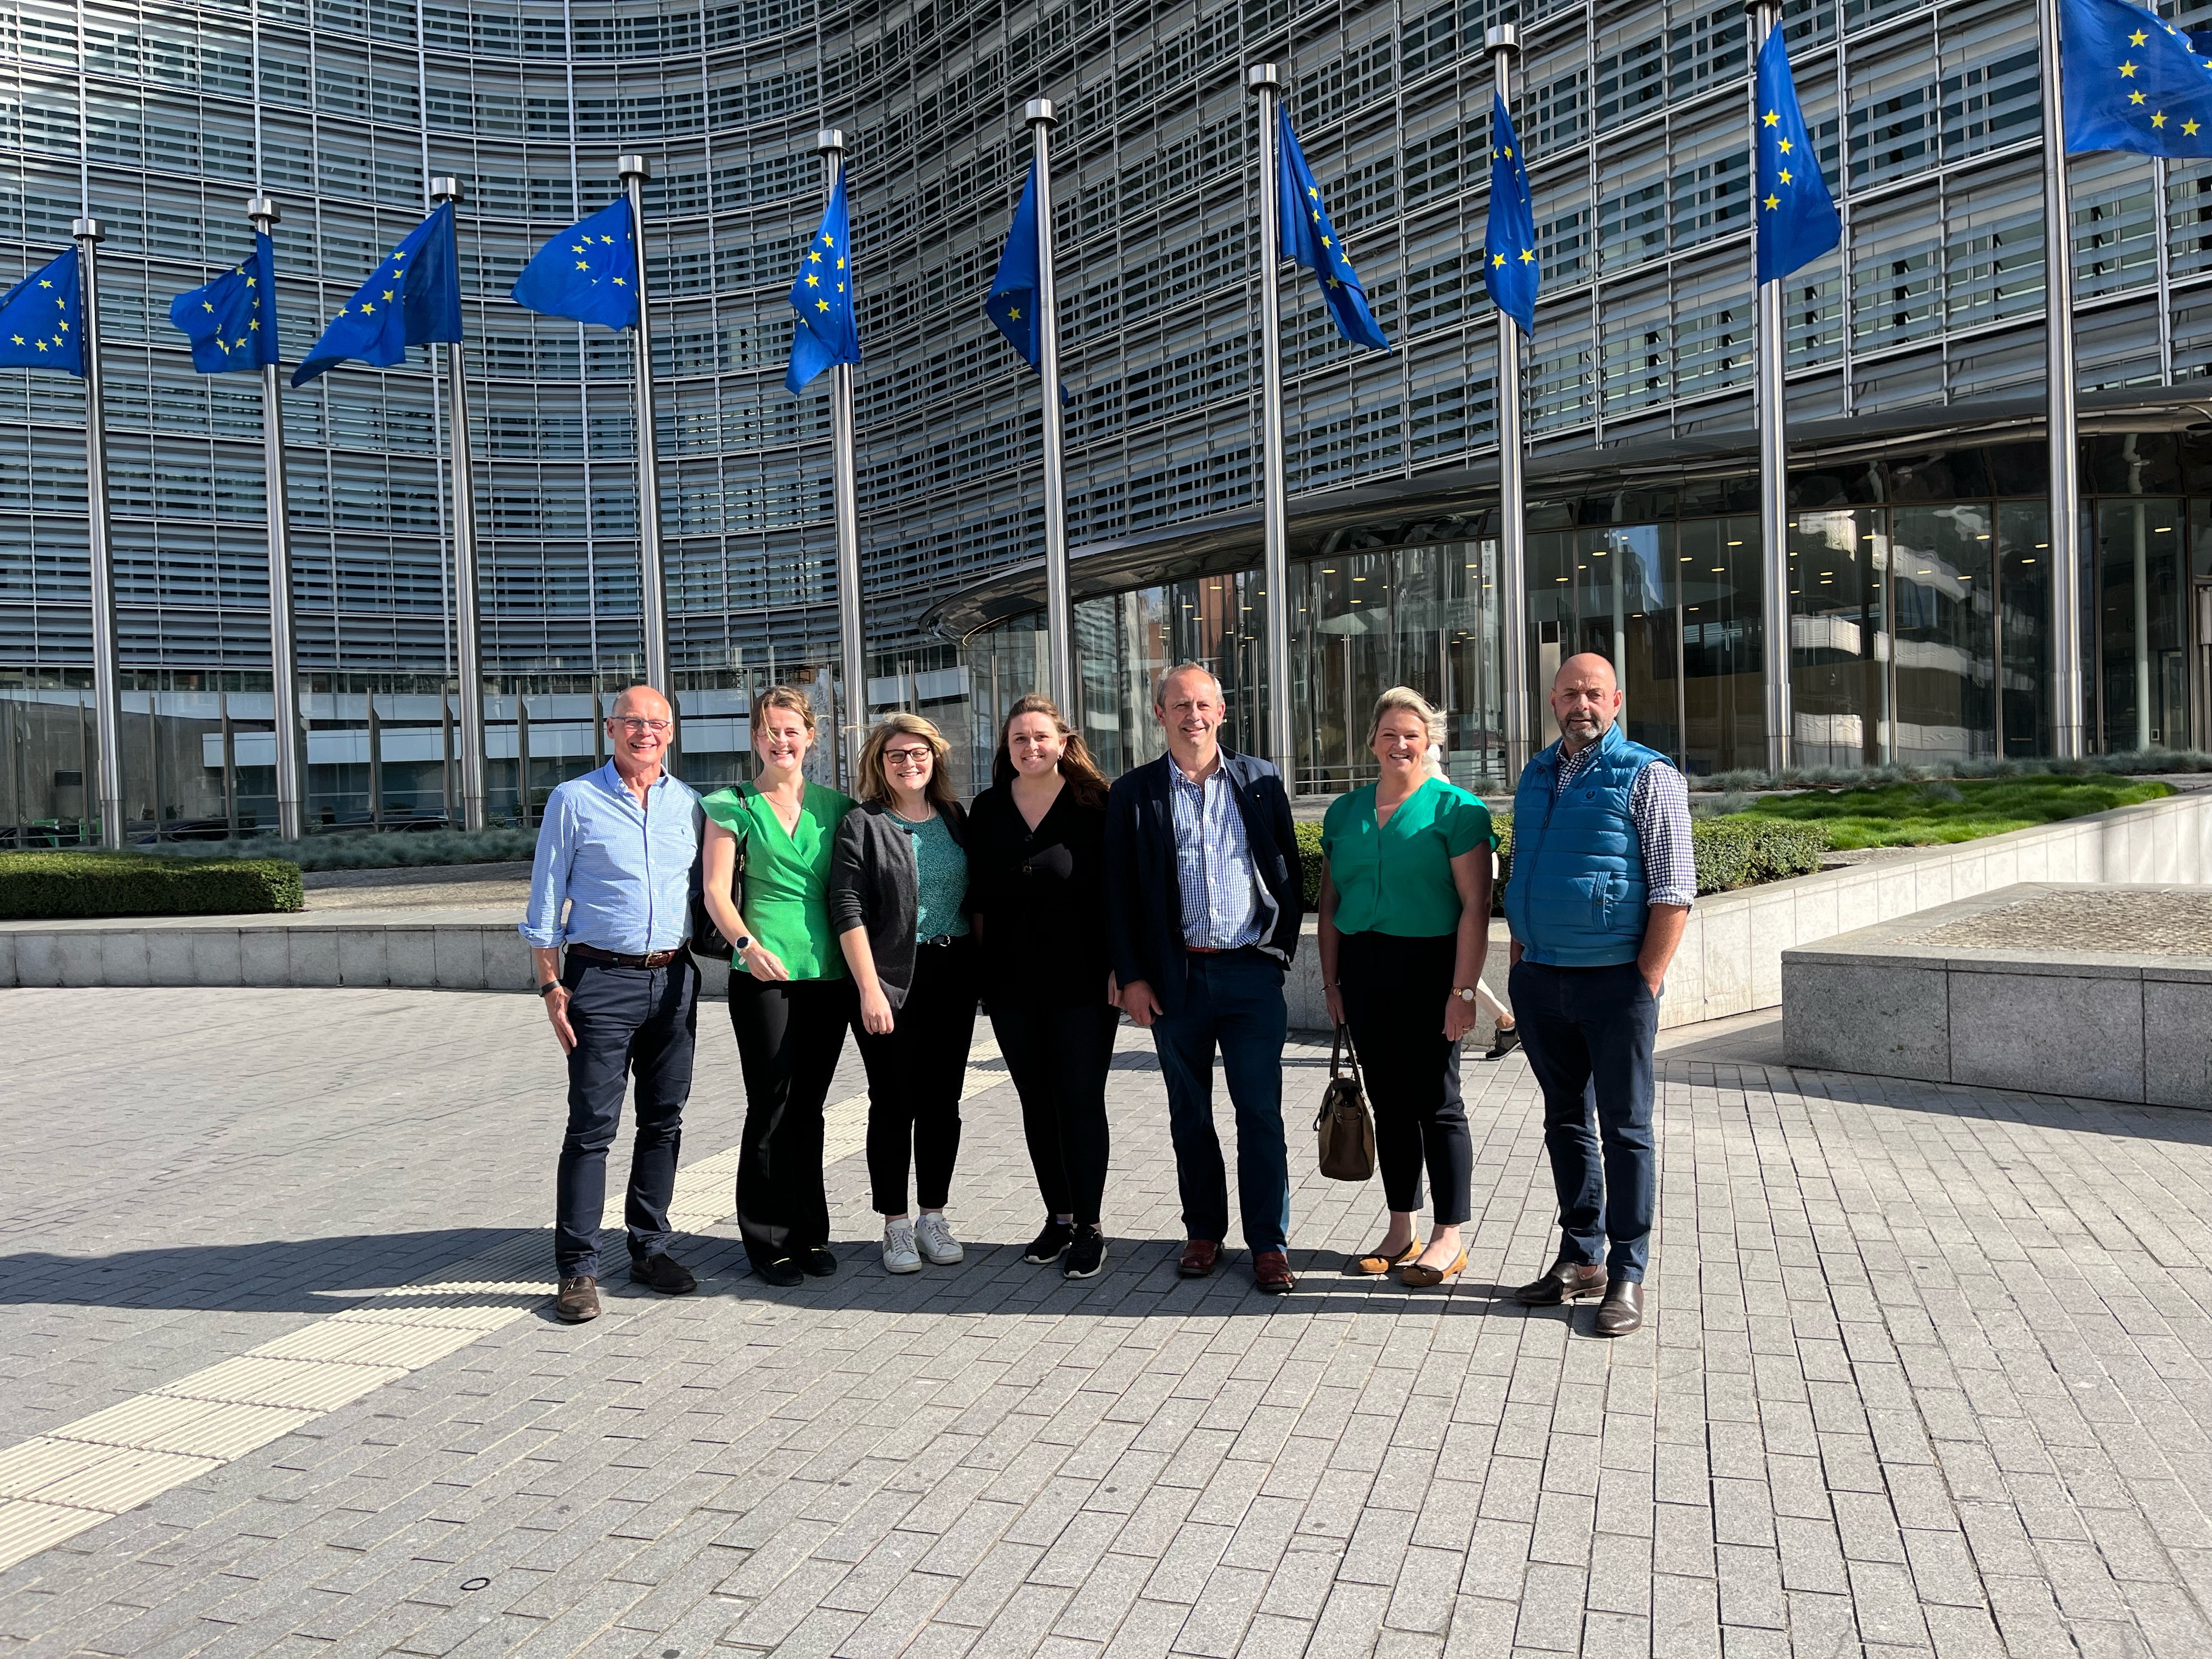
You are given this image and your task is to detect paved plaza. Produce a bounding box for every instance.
[3,988,2212,1657]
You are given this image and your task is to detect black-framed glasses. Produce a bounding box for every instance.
[882,745,933,765]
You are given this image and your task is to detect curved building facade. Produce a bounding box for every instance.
[0,0,2207,833]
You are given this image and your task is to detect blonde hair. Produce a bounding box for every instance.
[1368,685,1446,753]
[857,712,957,813]
[749,684,816,735]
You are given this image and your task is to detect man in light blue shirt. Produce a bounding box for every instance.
[520,685,702,1324]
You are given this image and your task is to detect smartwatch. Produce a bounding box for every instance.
[732,934,752,953]
[538,981,561,998]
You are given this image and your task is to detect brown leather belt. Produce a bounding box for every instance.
[568,943,680,969]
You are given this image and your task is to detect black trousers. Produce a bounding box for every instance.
[555,955,698,1279]
[855,934,979,1214]
[1509,958,1658,1281]
[1338,930,1472,1227]
[992,1000,1119,1227]
[729,973,853,1269]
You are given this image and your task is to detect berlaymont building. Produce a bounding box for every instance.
[2,0,2210,832]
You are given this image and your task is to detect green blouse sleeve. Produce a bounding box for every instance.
[701,786,752,838]
[1444,787,1496,857]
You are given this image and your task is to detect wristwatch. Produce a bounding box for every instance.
[538,981,561,998]
[1453,986,1478,1002]
[732,934,752,953]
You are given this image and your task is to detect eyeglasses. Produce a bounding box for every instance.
[882,746,933,766]
[611,717,670,732]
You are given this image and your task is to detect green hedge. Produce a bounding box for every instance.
[1295,810,1828,916]
[0,853,304,920]
[143,826,538,872]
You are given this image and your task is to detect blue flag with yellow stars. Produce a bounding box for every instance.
[512,198,638,331]
[1278,109,1390,353]
[786,173,859,394]
[0,247,81,374]
[1753,26,1842,285]
[985,161,1047,374]
[2064,0,2212,156]
[292,203,464,388]
[1483,94,1538,337]
[168,232,279,374]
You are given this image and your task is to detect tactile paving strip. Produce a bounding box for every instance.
[0,1045,1010,1573]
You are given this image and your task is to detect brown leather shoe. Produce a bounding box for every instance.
[555,1275,600,1323]
[1594,1282,1644,1337]
[1512,1260,1608,1306]
[1178,1239,1220,1278]
[1253,1250,1296,1294]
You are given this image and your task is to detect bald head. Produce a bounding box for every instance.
[1549,653,1623,754]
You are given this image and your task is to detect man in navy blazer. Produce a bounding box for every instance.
[1105,663,1305,1292]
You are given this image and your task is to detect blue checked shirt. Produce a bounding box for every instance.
[520,761,701,954]
[1170,762,1265,950]
[1552,743,1697,907]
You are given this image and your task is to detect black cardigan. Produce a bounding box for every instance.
[826,799,968,1008]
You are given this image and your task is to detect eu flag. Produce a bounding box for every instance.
[292,203,464,387]
[786,173,859,394]
[168,232,279,373]
[512,198,638,331]
[2064,0,2212,157]
[985,162,1047,374]
[1753,26,1842,285]
[1483,94,1538,337]
[0,247,80,373]
[1278,109,1389,353]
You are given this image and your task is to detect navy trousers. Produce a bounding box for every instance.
[1509,957,1658,1282]
[554,955,698,1280]
[1151,949,1291,1253]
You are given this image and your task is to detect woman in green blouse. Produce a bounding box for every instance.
[701,684,855,1289]
[1317,687,1494,1289]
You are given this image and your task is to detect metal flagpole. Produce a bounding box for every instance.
[1485,27,1532,781]
[2036,0,2085,758]
[1751,0,1793,773]
[1024,99,1075,714]
[428,176,487,831]
[619,155,672,712]
[73,216,125,849]
[246,194,305,840]
[819,129,867,789]
[1246,64,1295,786]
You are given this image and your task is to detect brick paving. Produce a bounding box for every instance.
[4,986,2212,1655]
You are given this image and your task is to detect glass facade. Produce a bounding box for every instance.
[2,0,2211,836]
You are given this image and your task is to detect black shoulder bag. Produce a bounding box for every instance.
[689,786,746,962]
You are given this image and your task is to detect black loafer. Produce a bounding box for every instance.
[754,1256,804,1288]
[629,1253,697,1294]
[799,1246,837,1278]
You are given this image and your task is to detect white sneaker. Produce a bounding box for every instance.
[915,1212,963,1265]
[882,1220,921,1274]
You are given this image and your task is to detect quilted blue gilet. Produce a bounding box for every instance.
[1503,721,1666,967]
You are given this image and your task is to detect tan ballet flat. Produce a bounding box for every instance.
[1401,1248,1469,1288]
[1346,1238,1421,1276]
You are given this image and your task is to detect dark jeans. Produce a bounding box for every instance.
[992,1000,1119,1227]
[729,973,853,1269]
[1338,931,1471,1227]
[1152,949,1291,1253]
[855,935,979,1215]
[554,955,698,1280]
[1509,957,1659,1282]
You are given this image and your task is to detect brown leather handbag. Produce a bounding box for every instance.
[1315,1024,1376,1181]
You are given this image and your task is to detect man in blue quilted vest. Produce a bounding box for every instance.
[1503,653,1695,1337]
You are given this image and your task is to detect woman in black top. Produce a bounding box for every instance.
[966,694,1119,1280]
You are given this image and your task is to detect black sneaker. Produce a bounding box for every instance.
[799,1246,838,1278]
[1024,1221,1074,1264]
[1486,1023,1521,1060]
[1064,1226,1108,1280]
